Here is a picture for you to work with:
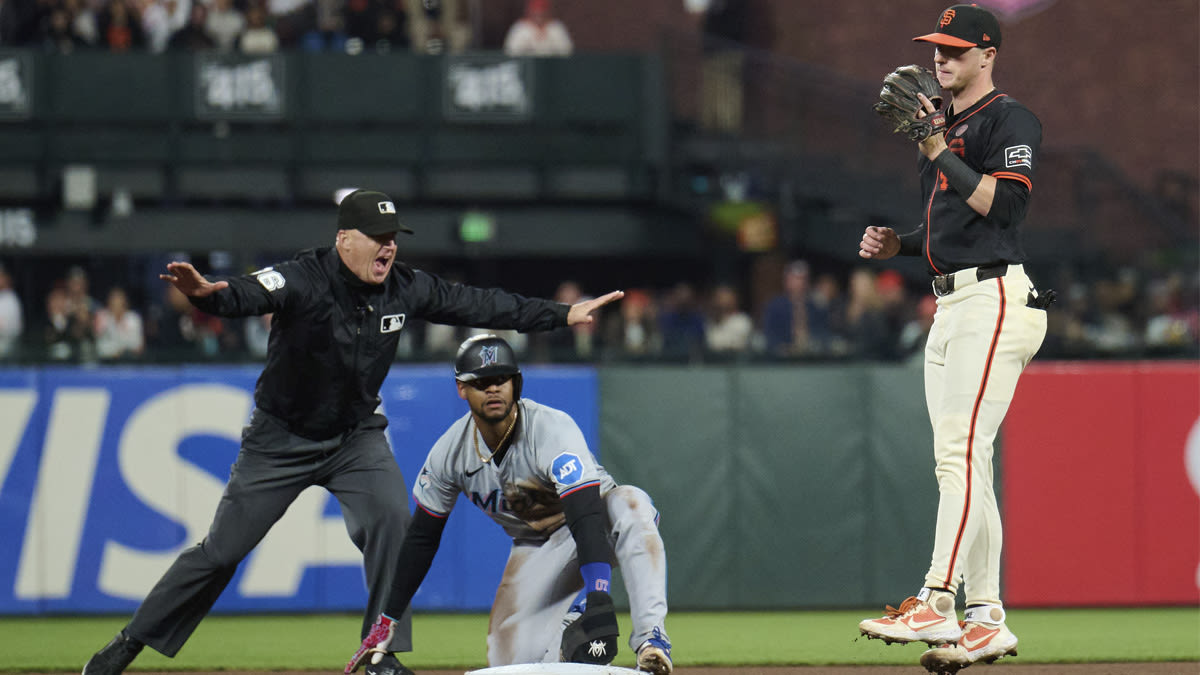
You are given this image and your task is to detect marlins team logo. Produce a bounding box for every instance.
[252,266,285,291]
[1005,145,1033,169]
[478,345,498,368]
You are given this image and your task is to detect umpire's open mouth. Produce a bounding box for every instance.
[372,255,391,276]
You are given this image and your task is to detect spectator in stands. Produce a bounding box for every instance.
[138,0,174,52]
[39,4,91,52]
[205,0,245,52]
[97,0,147,51]
[167,1,215,50]
[63,265,98,317]
[762,260,832,357]
[600,288,659,360]
[238,2,279,53]
[95,287,145,360]
[300,0,347,51]
[503,0,571,57]
[704,283,753,355]
[844,268,903,361]
[809,271,845,354]
[403,0,469,54]
[1144,272,1200,351]
[146,283,202,359]
[267,0,313,47]
[43,285,95,362]
[0,262,22,360]
[659,282,707,360]
[65,0,99,45]
[899,294,938,364]
[344,0,408,53]
[533,280,592,361]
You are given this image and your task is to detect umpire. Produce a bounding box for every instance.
[82,189,623,675]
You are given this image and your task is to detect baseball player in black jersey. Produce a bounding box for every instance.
[855,5,1050,673]
[81,189,623,675]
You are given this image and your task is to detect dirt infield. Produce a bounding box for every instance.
[47,666,1193,675]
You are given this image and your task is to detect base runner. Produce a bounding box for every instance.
[346,335,672,674]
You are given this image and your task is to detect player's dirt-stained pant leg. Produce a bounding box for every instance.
[323,414,414,652]
[487,528,583,666]
[487,485,670,665]
[604,485,669,651]
[923,269,1046,604]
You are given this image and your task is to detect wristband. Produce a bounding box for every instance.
[580,561,612,593]
[933,149,982,198]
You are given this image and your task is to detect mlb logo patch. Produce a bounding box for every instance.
[377,201,396,214]
[380,313,405,333]
[1005,145,1033,169]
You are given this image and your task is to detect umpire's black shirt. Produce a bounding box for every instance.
[191,247,568,440]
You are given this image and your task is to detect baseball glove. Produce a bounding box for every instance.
[873,64,946,141]
[502,479,566,532]
[561,591,619,665]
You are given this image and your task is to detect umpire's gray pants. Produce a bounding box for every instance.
[125,409,413,657]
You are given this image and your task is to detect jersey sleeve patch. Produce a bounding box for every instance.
[551,452,584,487]
[253,266,286,292]
[1004,145,1033,169]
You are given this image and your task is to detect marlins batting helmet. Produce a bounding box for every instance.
[454,334,523,399]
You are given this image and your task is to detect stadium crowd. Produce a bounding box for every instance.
[0,256,1195,365]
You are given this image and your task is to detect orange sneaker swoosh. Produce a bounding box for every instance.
[961,628,1000,649]
[903,614,948,630]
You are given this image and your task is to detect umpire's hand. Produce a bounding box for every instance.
[567,290,624,326]
[160,261,229,297]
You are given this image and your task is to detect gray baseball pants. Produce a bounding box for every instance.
[125,409,413,656]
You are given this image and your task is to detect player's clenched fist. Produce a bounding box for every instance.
[859,226,901,260]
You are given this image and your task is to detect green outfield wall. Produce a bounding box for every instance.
[598,364,942,610]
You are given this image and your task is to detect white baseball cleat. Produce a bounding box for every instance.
[920,621,1018,674]
[859,589,961,645]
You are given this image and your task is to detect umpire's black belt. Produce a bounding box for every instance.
[932,264,1010,297]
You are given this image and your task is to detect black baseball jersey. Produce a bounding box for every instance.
[901,90,1042,275]
[191,247,568,440]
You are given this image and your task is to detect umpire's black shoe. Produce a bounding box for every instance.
[363,652,415,675]
[82,630,144,675]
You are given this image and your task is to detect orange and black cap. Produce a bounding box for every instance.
[913,4,1001,50]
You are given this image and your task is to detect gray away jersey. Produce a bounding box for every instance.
[413,398,617,543]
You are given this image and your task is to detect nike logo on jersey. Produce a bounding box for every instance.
[960,627,1001,650]
[465,465,485,478]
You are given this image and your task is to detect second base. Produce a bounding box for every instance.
[466,665,642,675]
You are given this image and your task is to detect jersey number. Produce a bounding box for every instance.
[938,137,968,191]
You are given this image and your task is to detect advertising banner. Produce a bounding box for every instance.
[1003,361,1200,606]
[0,364,597,614]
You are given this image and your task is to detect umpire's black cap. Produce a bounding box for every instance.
[337,189,414,235]
[914,4,1001,50]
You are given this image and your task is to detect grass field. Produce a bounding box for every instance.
[3,608,1198,672]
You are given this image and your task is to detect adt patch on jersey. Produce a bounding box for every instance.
[552,452,584,486]
[253,266,286,291]
[1005,145,1033,169]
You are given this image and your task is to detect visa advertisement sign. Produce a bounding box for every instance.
[0,365,597,615]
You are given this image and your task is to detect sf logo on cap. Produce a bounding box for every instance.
[939,8,955,26]
[377,201,396,214]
